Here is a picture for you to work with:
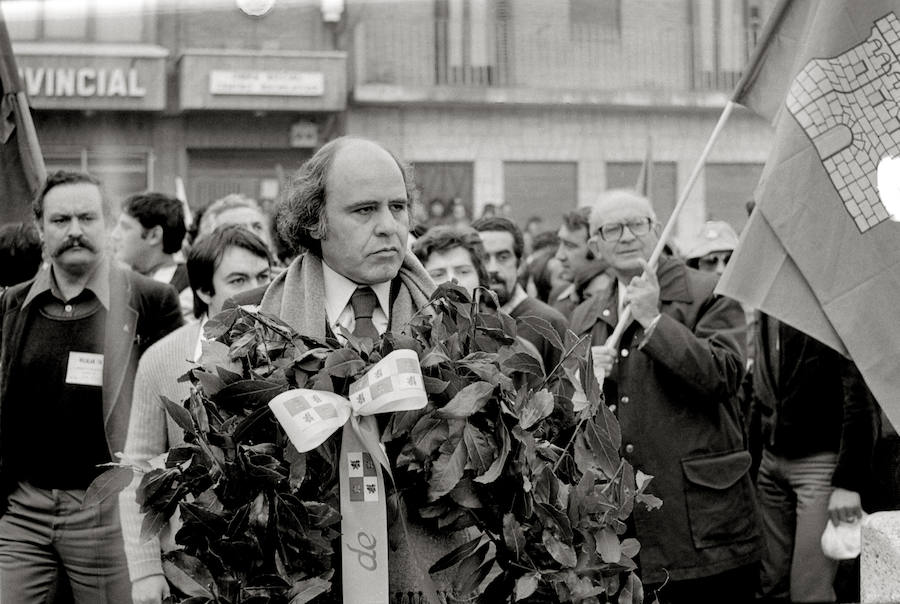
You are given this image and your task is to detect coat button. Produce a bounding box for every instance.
[620,349,629,357]
[621,396,630,404]
[625,443,635,454]
[609,404,617,413]
[602,309,611,317]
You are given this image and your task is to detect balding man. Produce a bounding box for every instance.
[232,136,465,602]
[570,189,761,604]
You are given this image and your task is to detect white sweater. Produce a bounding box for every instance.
[118,321,200,582]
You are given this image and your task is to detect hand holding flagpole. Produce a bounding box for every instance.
[589,0,795,387]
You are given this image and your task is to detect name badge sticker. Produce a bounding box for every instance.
[66,352,104,387]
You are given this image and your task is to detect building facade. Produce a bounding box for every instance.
[5,0,775,245]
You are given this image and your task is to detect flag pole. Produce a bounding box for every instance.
[14,90,45,183]
[597,0,795,358]
[601,101,737,351]
[0,8,46,183]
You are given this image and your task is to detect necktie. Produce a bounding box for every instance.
[350,286,380,340]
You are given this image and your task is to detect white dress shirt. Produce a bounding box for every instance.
[322,262,391,340]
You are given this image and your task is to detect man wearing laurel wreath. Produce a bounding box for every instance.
[232,136,466,603]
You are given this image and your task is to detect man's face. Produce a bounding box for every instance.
[199,246,272,316]
[40,182,107,277]
[589,196,659,279]
[424,246,481,297]
[697,250,732,276]
[555,224,590,281]
[582,272,614,302]
[111,212,153,271]
[318,141,410,285]
[215,206,271,249]
[478,230,519,306]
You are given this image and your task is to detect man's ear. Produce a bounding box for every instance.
[196,287,213,306]
[143,225,164,246]
[587,236,600,257]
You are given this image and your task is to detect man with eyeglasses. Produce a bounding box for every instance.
[570,189,761,604]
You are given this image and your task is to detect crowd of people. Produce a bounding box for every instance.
[0,135,887,604]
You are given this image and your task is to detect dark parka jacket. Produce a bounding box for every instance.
[569,256,761,584]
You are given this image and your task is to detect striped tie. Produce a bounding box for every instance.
[350,286,380,340]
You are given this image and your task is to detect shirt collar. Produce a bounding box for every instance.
[321,261,391,325]
[150,262,179,284]
[555,283,576,302]
[500,284,529,314]
[23,256,111,310]
[194,315,208,362]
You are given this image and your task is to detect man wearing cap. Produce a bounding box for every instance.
[684,220,739,277]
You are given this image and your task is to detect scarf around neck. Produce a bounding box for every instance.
[258,250,435,341]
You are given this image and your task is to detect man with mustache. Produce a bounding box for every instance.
[0,170,183,603]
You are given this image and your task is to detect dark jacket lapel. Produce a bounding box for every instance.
[103,267,138,426]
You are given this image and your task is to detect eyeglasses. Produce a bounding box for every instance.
[595,217,654,242]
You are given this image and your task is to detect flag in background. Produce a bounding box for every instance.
[0,6,44,224]
[634,135,653,198]
[717,0,900,426]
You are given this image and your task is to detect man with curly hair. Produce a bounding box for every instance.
[232,136,468,603]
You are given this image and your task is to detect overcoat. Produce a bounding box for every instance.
[569,256,762,583]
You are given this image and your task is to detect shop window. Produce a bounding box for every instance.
[503,161,577,228]
[569,0,620,31]
[691,0,756,91]
[704,162,764,233]
[434,0,509,85]
[44,148,152,211]
[2,0,151,42]
[411,161,474,226]
[187,148,311,212]
[606,161,677,227]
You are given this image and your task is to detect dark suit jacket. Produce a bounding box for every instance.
[0,264,183,500]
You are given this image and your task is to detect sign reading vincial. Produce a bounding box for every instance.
[18,67,147,98]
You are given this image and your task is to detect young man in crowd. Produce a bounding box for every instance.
[119,225,273,604]
[552,206,597,316]
[0,171,183,603]
[111,191,191,316]
[412,224,488,298]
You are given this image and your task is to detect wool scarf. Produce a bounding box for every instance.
[259,250,434,341]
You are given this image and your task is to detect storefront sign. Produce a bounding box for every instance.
[180,50,346,111]
[209,70,324,97]
[12,43,167,111]
[19,67,146,98]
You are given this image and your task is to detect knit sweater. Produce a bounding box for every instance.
[119,321,201,581]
